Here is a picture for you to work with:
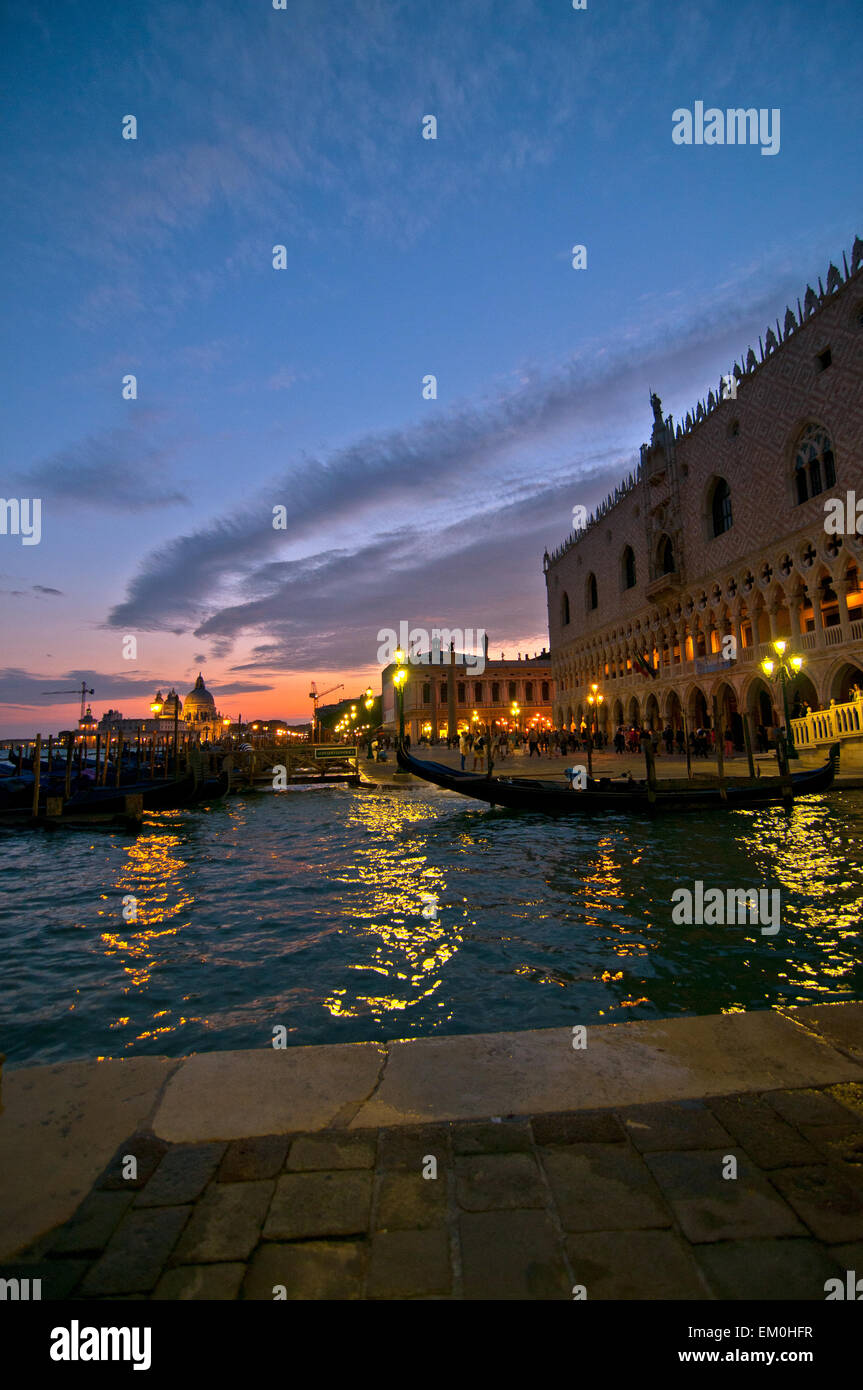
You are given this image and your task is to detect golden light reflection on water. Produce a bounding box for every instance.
[732,800,862,995]
[99,821,195,1046]
[322,791,463,1025]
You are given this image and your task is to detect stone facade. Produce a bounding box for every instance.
[382,650,553,740]
[545,240,863,745]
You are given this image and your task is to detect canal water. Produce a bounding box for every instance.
[1,784,861,1067]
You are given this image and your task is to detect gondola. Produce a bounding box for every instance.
[188,770,231,802]
[0,773,198,823]
[395,743,840,814]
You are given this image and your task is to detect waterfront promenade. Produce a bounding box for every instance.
[359,742,863,789]
[2,1004,862,1299]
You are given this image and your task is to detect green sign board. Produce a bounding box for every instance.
[314,746,358,759]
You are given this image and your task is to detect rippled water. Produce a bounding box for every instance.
[1,783,861,1067]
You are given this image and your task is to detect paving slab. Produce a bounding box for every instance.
[707,1094,822,1168]
[218,1135,290,1183]
[646,1150,806,1243]
[375,1170,448,1229]
[622,1099,732,1153]
[153,1262,245,1300]
[542,1144,672,1232]
[367,1229,451,1298]
[135,1142,225,1207]
[769,1165,863,1243]
[80,1205,192,1296]
[0,1056,175,1260]
[764,1087,858,1128]
[694,1238,843,1300]
[377,1124,452,1169]
[243,1240,366,1299]
[153,1044,387,1142]
[287,1131,377,1170]
[172,1181,274,1263]
[459,1210,571,1299]
[263,1171,372,1240]
[565,1230,710,1299]
[48,1190,134,1255]
[781,1003,863,1064]
[455,1153,546,1211]
[349,1012,863,1129]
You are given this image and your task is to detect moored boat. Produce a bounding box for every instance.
[395,743,840,814]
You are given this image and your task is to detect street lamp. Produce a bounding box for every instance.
[511,701,520,732]
[393,652,409,773]
[364,687,375,759]
[761,640,803,759]
[586,682,604,737]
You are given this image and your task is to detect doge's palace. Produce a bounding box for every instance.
[545,238,863,752]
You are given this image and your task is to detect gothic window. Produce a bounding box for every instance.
[710,478,733,537]
[561,591,571,625]
[659,535,675,575]
[794,425,836,503]
[587,573,598,610]
[622,545,636,589]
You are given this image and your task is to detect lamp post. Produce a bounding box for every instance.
[511,701,520,733]
[364,687,374,758]
[760,640,803,760]
[393,650,408,774]
[586,683,604,738]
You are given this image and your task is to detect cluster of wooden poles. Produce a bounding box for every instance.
[1,727,217,819]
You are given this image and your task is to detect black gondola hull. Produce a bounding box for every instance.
[396,745,840,814]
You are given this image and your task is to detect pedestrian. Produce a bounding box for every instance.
[458,729,470,771]
[472,731,485,771]
[723,726,733,759]
[528,727,540,757]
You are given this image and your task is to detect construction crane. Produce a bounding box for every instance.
[308,681,344,743]
[42,680,95,721]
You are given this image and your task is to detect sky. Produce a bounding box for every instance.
[1,0,861,736]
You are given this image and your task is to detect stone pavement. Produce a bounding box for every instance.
[6,1081,863,1300]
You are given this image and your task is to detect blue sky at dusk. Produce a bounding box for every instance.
[1,0,861,735]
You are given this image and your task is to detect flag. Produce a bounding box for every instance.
[633,649,658,680]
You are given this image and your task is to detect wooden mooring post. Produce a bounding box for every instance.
[711,696,728,801]
[65,731,74,799]
[31,734,42,818]
[642,734,658,805]
[742,711,757,779]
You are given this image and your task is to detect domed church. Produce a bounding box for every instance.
[181,673,224,741]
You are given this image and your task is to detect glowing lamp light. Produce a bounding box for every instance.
[790,655,803,672]
[761,659,775,677]
[773,639,787,656]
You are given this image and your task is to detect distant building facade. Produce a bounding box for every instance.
[382,645,554,740]
[545,240,863,743]
[92,673,227,741]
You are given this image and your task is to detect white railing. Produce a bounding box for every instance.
[798,630,818,650]
[825,625,846,646]
[791,697,863,747]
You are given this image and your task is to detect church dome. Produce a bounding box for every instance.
[183,673,216,719]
